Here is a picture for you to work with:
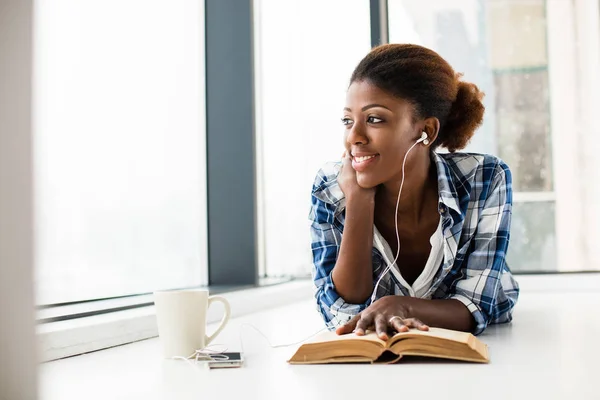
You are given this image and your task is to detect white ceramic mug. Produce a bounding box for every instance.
[154,289,231,358]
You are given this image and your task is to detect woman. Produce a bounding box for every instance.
[310,44,519,340]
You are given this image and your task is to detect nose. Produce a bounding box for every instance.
[346,122,368,146]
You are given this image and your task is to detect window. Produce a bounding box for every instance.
[388,0,600,272]
[254,0,372,278]
[31,0,600,305]
[33,0,208,305]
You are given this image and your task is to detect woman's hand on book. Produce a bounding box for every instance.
[335,295,429,341]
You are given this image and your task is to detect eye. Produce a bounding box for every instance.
[341,117,353,126]
[367,116,384,124]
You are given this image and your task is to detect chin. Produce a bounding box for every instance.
[356,173,380,189]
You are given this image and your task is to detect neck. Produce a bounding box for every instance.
[377,152,437,225]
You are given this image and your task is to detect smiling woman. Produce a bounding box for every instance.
[310,44,519,339]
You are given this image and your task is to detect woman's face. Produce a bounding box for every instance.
[343,80,421,189]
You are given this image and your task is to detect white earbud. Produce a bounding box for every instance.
[416,131,430,146]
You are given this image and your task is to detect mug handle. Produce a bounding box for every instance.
[205,295,231,345]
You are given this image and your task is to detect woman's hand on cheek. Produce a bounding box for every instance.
[338,151,375,202]
[335,296,429,340]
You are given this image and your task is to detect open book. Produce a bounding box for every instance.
[288,327,489,364]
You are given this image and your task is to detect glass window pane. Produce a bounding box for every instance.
[508,202,556,272]
[255,0,371,277]
[494,70,553,192]
[33,0,207,305]
[488,0,553,192]
[388,0,559,271]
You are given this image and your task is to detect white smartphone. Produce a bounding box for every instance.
[207,352,244,369]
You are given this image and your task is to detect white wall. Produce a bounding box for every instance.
[546,0,583,272]
[0,0,38,399]
[573,0,600,270]
[547,0,600,272]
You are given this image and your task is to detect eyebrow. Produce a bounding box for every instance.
[343,104,392,112]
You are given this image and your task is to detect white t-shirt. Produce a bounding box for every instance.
[372,217,444,298]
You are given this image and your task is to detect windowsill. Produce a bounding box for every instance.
[36,276,295,324]
[37,272,600,362]
[37,278,314,362]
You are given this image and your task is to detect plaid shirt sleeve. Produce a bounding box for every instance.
[309,169,370,330]
[445,160,519,335]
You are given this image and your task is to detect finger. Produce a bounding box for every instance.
[412,318,429,331]
[336,314,361,335]
[403,318,429,331]
[391,317,410,333]
[342,152,352,164]
[355,313,374,336]
[374,314,389,340]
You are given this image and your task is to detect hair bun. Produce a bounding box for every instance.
[439,76,485,152]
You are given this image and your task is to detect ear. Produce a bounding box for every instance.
[422,117,440,146]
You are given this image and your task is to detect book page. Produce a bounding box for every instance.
[388,327,472,346]
[305,330,386,347]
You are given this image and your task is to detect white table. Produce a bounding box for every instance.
[40,275,600,400]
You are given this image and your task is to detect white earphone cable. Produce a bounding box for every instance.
[239,323,327,354]
[371,136,425,301]
[171,324,328,365]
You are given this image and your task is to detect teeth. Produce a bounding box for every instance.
[354,155,376,163]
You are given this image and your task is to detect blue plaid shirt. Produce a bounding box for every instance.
[309,152,519,335]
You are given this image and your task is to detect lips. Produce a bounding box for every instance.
[351,153,379,172]
[354,154,377,163]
